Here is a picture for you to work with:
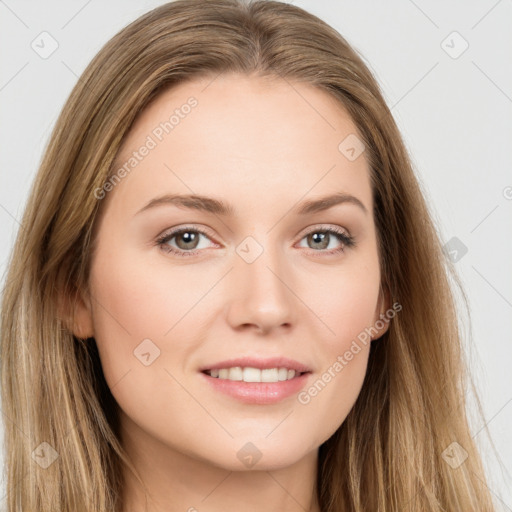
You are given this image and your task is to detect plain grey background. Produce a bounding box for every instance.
[0,0,511,509]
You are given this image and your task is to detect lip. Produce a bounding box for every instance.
[200,371,312,405]
[198,356,312,373]
[198,356,313,405]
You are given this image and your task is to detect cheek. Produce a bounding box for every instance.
[87,247,213,433]
[296,340,370,450]
[89,246,209,341]
[88,240,225,359]
[87,246,198,390]
[294,255,380,425]
[305,252,381,348]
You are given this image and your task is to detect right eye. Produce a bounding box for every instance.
[155,226,218,257]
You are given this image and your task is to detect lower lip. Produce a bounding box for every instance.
[200,371,311,404]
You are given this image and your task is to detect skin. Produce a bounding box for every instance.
[73,73,390,512]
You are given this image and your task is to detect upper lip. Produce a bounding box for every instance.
[199,357,312,373]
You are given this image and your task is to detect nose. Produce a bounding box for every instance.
[226,241,296,335]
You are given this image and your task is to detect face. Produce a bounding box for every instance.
[75,73,389,472]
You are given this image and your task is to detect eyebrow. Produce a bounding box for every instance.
[135,192,368,217]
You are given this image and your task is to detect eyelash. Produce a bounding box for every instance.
[155,225,356,258]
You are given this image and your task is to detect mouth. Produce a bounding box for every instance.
[202,367,310,383]
[199,358,313,404]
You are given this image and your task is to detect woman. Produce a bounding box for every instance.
[0,0,497,510]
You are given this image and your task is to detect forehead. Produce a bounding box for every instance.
[118,72,362,160]
[107,73,372,218]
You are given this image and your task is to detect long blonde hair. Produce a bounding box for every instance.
[0,0,498,510]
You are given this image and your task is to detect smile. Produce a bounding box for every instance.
[203,366,307,383]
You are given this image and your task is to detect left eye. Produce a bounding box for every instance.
[297,228,354,253]
[156,226,355,257]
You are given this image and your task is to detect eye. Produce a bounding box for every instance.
[297,226,355,256]
[156,226,217,257]
[155,225,356,258]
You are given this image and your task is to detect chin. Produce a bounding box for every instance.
[194,434,318,472]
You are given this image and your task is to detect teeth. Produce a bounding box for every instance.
[243,367,261,382]
[278,368,288,381]
[261,368,278,382]
[207,366,301,383]
[228,367,243,381]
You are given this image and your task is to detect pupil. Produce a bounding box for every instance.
[309,232,328,250]
[178,231,198,249]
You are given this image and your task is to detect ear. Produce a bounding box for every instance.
[57,285,94,340]
[371,283,392,341]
